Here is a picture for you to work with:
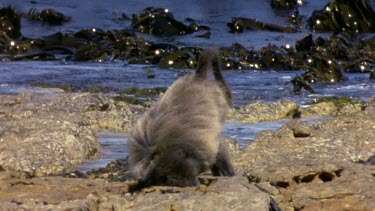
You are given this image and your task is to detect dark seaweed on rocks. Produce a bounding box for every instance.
[271,0,300,10]
[26,8,72,25]
[131,7,201,36]
[227,17,296,33]
[307,0,375,33]
[0,6,21,38]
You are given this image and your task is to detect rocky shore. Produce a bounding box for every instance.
[0,91,374,210]
[1,0,375,210]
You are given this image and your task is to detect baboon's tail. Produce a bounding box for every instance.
[195,48,233,107]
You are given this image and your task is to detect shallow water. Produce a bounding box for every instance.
[75,132,129,172]
[0,61,374,105]
[76,117,329,172]
[4,0,330,48]
[75,121,284,172]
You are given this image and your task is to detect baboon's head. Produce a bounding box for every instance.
[134,146,208,187]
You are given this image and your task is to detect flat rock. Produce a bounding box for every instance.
[0,172,275,211]
[233,105,375,210]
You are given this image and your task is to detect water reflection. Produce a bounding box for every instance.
[75,132,128,172]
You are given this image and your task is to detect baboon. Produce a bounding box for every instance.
[128,48,234,188]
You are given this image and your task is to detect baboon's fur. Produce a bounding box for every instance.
[128,48,234,187]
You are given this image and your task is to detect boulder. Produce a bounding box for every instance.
[234,99,299,123]
[307,0,375,33]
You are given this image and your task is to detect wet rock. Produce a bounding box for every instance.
[286,8,304,29]
[227,17,296,33]
[0,6,21,38]
[119,86,167,98]
[131,7,199,36]
[295,33,313,52]
[234,99,299,123]
[291,72,316,94]
[26,8,72,25]
[257,44,296,70]
[306,54,345,83]
[300,97,364,117]
[370,70,375,79]
[195,31,211,39]
[271,0,300,9]
[307,0,375,33]
[84,158,132,182]
[220,43,299,71]
[159,47,201,69]
[300,101,337,117]
[336,102,363,115]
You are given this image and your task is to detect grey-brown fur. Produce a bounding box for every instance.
[128,48,234,188]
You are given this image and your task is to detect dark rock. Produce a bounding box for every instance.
[271,0,300,9]
[307,0,375,33]
[159,47,201,69]
[370,71,375,79]
[295,33,313,52]
[195,31,211,39]
[132,7,198,36]
[306,54,345,83]
[0,6,21,38]
[26,8,71,25]
[227,17,296,33]
[291,72,316,94]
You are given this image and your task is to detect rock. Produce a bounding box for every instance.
[300,97,364,117]
[0,92,139,175]
[271,0,299,9]
[0,118,99,176]
[306,54,345,83]
[236,108,375,171]
[307,0,375,33]
[336,102,363,115]
[158,47,200,69]
[26,8,72,25]
[234,99,299,123]
[295,33,313,52]
[367,97,375,109]
[247,159,375,210]
[290,72,316,94]
[300,101,337,117]
[227,17,296,33]
[0,172,277,211]
[131,7,199,36]
[233,107,375,210]
[286,119,316,138]
[0,6,21,38]
[370,71,375,79]
[117,176,275,211]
